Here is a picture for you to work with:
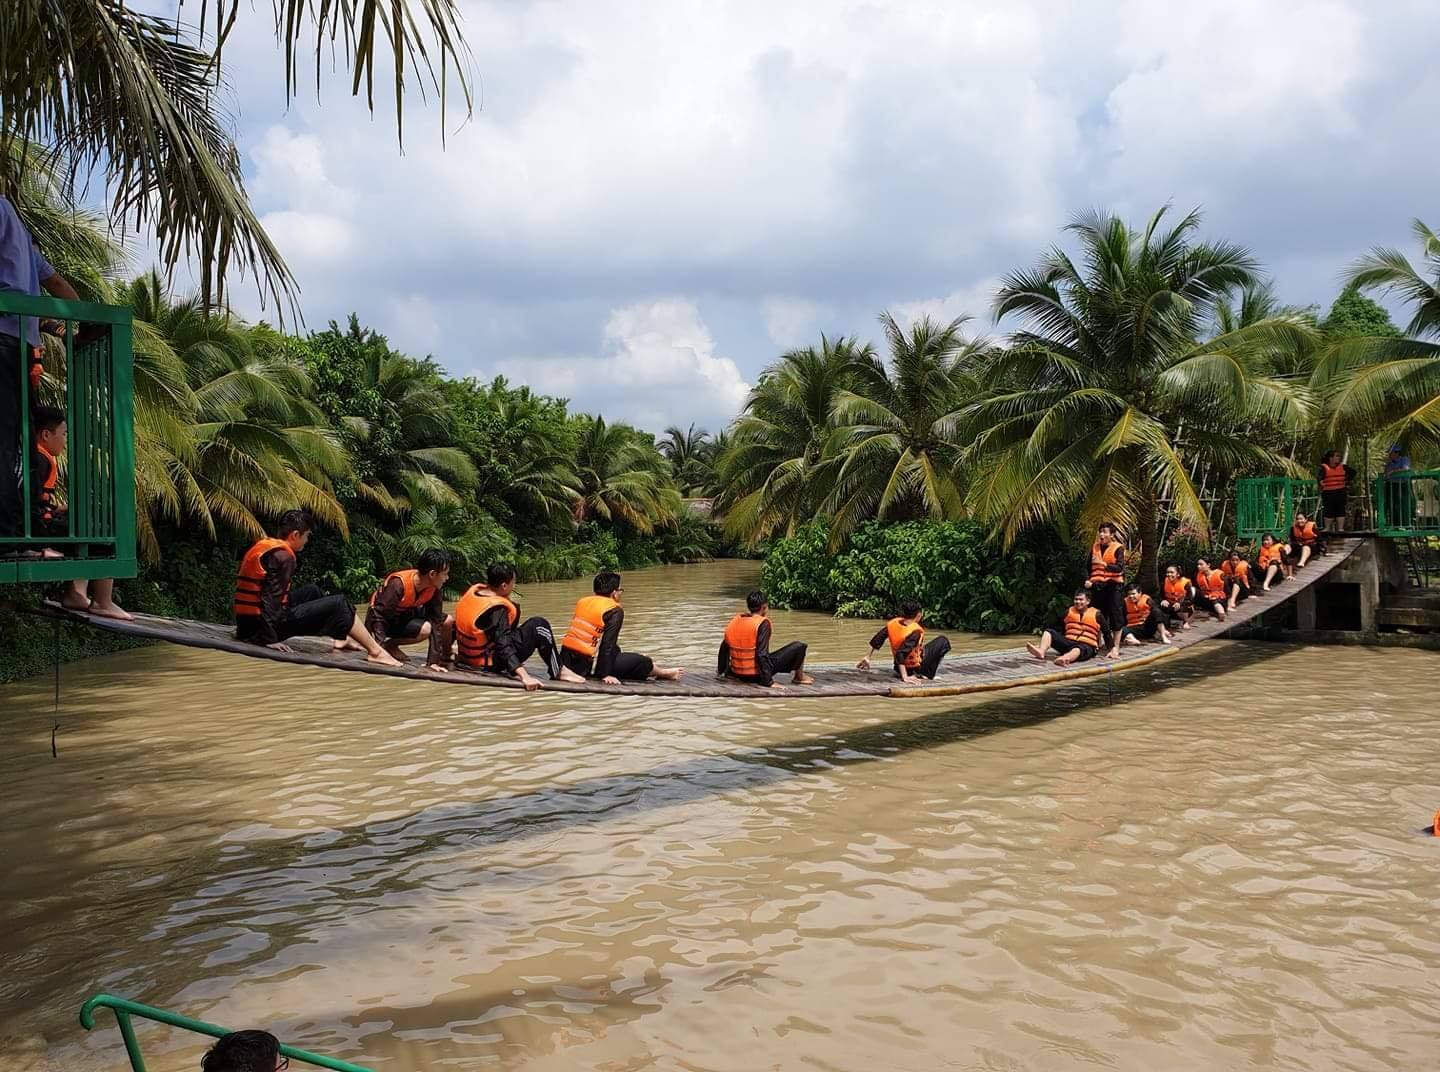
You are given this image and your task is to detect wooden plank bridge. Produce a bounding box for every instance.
[49,539,1362,700]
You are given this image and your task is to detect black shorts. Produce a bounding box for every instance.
[1321,489,1346,520]
[1044,629,1096,661]
[1124,620,1161,641]
[383,613,427,639]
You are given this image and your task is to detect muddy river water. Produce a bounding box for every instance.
[1,560,1437,1070]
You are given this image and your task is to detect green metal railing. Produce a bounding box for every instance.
[80,994,374,1072]
[1373,471,1440,536]
[1235,477,1319,540]
[1,290,136,584]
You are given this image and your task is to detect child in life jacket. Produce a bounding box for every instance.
[1256,532,1290,591]
[858,599,951,682]
[31,405,131,620]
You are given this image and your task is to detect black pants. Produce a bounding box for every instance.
[561,646,654,681]
[1193,593,1225,616]
[1159,599,1191,627]
[1043,629,1096,661]
[1090,581,1124,633]
[237,583,356,642]
[0,339,22,538]
[731,640,808,683]
[1123,613,1163,641]
[496,616,564,679]
[897,635,950,679]
[1321,489,1347,525]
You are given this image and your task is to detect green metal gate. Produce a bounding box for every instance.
[1235,477,1319,540]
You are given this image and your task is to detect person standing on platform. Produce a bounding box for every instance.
[858,599,951,683]
[718,589,815,689]
[1084,522,1126,636]
[0,194,81,541]
[1382,444,1414,529]
[1317,450,1355,533]
[234,509,400,665]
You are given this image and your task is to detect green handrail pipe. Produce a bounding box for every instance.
[79,993,374,1072]
[1373,471,1440,537]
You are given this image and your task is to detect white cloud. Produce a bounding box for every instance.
[762,297,826,348]
[495,299,750,432]
[889,279,1001,334]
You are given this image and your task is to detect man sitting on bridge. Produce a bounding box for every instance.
[1256,532,1289,591]
[1160,565,1194,631]
[363,547,453,667]
[560,571,685,684]
[718,589,815,689]
[1192,557,1229,622]
[1118,583,1172,650]
[1026,589,1115,666]
[454,561,586,690]
[858,599,951,682]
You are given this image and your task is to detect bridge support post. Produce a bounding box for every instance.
[1295,585,1317,632]
[1332,539,1380,640]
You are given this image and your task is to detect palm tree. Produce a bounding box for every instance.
[1328,220,1440,455]
[717,335,871,545]
[2,0,470,310]
[571,416,682,534]
[962,206,1314,589]
[659,423,713,495]
[824,314,982,541]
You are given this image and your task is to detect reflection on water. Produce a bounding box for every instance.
[1,560,1438,1071]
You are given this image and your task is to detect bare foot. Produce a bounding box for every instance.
[332,638,363,653]
[1025,642,1045,661]
[60,594,91,613]
[89,602,134,621]
[557,667,587,684]
[367,649,404,668]
[652,667,685,681]
[793,672,816,685]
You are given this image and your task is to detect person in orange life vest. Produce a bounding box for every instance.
[1191,556,1228,621]
[1288,510,1325,569]
[454,561,586,691]
[1026,589,1114,665]
[858,599,951,682]
[234,509,400,666]
[1256,532,1290,591]
[1221,548,1256,610]
[1117,583,1172,649]
[363,547,454,668]
[718,589,815,689]
[1083,522,1126,634]
[559,570,684,684]
[1317,450,1355,533]
[29,405,133,620]
[1158,564,1194,631]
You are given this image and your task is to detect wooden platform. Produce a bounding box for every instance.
[45,541,1361,700]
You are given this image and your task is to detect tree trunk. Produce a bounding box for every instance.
[1138,492,1160,594]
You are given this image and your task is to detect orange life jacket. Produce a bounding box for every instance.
[28,345,43,392]
[454,584,518,669]
[1195,569,1227,600]
[1292,520,1317,546]
[370,569,437,612]
[1319,462,1348,492]
[562,595,621,658]
[886,617,925,668]
[1124,594,1153,628]
[1162,577,1190,603]
[234,538,291,618]
[35,443,58,521]
[1258,543,1284,568]
[1225,560,1251,587]
[1089,541,1121,584]
[723,613,765,677]
[1064,607,1103,647]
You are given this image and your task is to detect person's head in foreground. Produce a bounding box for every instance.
[1196,556,1212,573]
[487,560,518,597]
[1125,583,1142,601]
[746,589,768,615]
[593,571,622,600]
[1096,521,1116,545]
[1165,565,1181,581]
[416,547,451,590]
[898,598,922,623]
[32,404,67,455]
[276,509,312,552]
[1261,533,1275,547]
[1293,511,1309,527]
[201,1030,287,1072]
[1072,590,1091,610]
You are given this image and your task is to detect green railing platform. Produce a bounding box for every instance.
[1373,471,1440,536]
[1236,476,1319,540]
[80,993,374,1072]
[1,290,136,584]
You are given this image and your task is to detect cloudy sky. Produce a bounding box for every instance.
[146,0,1440,432]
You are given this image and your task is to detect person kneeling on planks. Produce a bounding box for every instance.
[1159,565,1194,631]
[234,509,401,666]
[858,599,951,682]
[560,571,685,685]
[1221,548,1255,610]
[1118,583,1172,650]
[718,589,815,690]
[1192,557,1229,622]
[364,547,454,669]
[453,561,587,691]
[1256,532,1290,591]
[1027,589,1115,665]
[1290,511,1325,569]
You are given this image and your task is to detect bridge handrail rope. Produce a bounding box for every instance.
[78,993,374,1072]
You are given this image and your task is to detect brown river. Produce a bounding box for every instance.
[2,560,1438,1071]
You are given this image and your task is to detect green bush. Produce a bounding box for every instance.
[763,518,1079,633]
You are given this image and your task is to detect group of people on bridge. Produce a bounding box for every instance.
[231,506,1332,691]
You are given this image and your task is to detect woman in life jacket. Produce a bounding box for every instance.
[719,589,815,688]
[1256,533,1291,591]
[1192,556,1229,621]
[1289,511,1325,569]
[1118,583,1172,648]
[1221,548,1255,611]
[1026,589,1114,666]
[858,599,952,682]
[1159,565,1194,631]
[559,571,685,684]
[1317,450,1355,533]
[363,547,454,668]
